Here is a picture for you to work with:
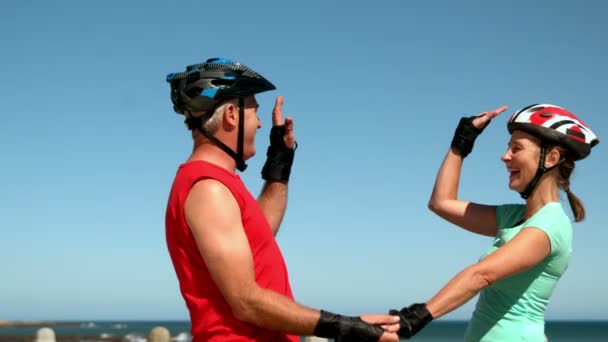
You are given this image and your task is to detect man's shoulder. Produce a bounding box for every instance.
[185,178,243,230]
[190,178,234,201]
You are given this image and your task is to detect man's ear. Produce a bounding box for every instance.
[544,147,562,169]
[222,103,238,130]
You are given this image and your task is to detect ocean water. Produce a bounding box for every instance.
[1,320,606,341]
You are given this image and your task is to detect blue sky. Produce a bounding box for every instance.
[1,0,607,321]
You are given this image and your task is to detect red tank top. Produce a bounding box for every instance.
[165,160,299,342]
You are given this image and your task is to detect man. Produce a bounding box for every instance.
[164,58,399,342]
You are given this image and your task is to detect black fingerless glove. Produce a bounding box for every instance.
[261,125,296,182]
[450,114,489,158]
[314,310,384,342]
[389,303,433,339]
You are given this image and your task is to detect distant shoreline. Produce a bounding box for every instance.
[2,319,608,327]
[0,321,80,328]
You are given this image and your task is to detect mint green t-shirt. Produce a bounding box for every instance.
[464,202,573,342]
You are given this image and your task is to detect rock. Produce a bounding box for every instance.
[35,327,56,342]
[148,326,171,342]
[302,337,329,342]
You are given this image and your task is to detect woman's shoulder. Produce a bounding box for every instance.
[533,202,569,220]
[526,202,573,255]
[528,202,571,227]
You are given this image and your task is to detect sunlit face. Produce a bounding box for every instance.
[240,95,261,160]
[501,130,542,192]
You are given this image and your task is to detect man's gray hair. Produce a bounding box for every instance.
[190,98,239,134]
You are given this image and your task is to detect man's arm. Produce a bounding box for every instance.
[258,181,288,235]
[258,96,296,235]
[185,179,399,340]
[186,179,319,334]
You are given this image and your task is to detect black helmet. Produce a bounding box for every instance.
[166,58,276,115]
[165,58,276,172]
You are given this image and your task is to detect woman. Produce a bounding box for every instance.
[390,104,599,341]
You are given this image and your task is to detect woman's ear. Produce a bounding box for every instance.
[544,147,562,169]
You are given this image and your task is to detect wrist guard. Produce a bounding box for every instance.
[261,125,296,182]
[389,303,433,339]
[314,310,383,342]
[450,114,489,158]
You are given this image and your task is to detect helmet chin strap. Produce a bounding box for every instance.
[189,97,248,172]
[235,97,246,171]
[519,144,564,199]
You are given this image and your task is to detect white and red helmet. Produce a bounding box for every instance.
[508,104,599,160]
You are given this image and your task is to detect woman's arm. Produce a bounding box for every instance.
[428,105,508,237]
[428,148,498,237]
[426,226,551,317]
[391,226,551,338]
